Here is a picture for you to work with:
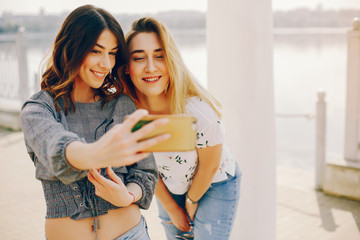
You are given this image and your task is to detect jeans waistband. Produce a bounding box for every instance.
[114,215,147,240]
[211,163,241,187]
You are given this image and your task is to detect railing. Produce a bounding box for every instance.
[0,28,38,130]
[16,27,30,104]
[0,54,19,100]
[276,89,326,190]
[0,27,31,105]
[276,113,315,120]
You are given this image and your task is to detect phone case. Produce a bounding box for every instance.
[136,114,197,152]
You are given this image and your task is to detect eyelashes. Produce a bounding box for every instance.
[132,55,164,62]
[91,50,117,56]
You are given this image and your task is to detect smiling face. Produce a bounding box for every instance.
[128,32,170,100]
[73,29,118,101]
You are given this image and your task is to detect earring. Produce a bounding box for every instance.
[125,71,129,75]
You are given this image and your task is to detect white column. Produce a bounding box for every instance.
[344,18,360,165]
[315,89,326,189]
[16,27,29,104]
[207,1,276,240]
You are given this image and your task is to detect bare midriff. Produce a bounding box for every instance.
[45,204,141,240]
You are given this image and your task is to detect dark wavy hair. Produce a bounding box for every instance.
[41,5,128,114]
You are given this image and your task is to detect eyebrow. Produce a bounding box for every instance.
[95,43,119,50]
[130,48,163,55]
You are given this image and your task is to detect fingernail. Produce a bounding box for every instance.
[163,133,171,139]
[139,109,148,115]
[158,118,169,124]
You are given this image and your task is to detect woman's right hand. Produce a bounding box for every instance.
[66,109,170,169]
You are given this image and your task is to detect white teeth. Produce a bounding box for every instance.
[93,71,105,78]
[144,77,158,82]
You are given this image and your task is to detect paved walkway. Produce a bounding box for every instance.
[0,128,359,240]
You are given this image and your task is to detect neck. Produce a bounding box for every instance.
[71,80,98,103]
[136,92,170,114]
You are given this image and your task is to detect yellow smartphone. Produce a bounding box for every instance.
[132,114,197,152]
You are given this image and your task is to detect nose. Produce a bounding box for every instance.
[99,54,112,70]
[145,59,156,72]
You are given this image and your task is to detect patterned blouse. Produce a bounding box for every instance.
[154,97,236,194]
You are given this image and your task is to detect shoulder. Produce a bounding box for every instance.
[20,90,61,128]
[23,90,53,104]
[187,97,226,148]
[117,94,135,104]
[112,94,137,113]
[186,97,219,118]
[186,97,219,130]
[21,90,56,114]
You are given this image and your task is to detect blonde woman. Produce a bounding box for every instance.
[121,17,241,240]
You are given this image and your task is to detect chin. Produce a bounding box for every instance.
[92,81,105,89]
[149,91,166,97]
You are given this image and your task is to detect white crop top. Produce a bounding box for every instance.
[153,97,236,194]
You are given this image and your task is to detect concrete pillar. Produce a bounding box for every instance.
[323,18,360,201]
[16,27,30,104]
[344,18,360,166]
[315,89,326,190]
[207,1,276,239]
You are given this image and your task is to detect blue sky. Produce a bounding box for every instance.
[0,0,359,15]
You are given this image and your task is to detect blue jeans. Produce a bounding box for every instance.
[114,215,150,240]
[157,164,241,240]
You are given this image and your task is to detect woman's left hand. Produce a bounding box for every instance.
[185,201,198,221]
[185,144,223,221]
[87,167,134,207]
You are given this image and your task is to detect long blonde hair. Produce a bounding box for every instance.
[121,17,222,117]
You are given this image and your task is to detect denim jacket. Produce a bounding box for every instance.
[20,90,158,220]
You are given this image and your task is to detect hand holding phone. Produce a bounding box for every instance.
[132,114,197,152]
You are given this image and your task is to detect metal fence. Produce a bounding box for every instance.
[0,54,20,100]
[276,89,326,189]
[0,27,30,105]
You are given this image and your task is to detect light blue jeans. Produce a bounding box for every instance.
[157,164,241,240]
[114,216,150,240]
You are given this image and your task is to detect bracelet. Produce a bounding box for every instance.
[128,192,136,205]
[186,193,199,204]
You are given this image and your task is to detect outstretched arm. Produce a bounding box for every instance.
[21,94,168,185]
[66,109,169,170]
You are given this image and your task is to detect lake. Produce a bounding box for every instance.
[0,28,349,168]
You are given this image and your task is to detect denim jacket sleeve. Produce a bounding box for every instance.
[124,153,159,210]
[20,91,88,184]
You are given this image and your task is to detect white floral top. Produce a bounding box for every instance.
[153,97,236,194]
